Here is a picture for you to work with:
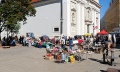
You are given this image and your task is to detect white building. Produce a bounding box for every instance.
[18,0,101,38]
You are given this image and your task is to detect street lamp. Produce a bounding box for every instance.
[93,23,94,36]
[118,24,120,32]
[60,0,63,35]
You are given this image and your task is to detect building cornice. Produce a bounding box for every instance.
[75,0,86,5]
[90,0,101,8]
[85,20,93,25]
[92,7,100,13]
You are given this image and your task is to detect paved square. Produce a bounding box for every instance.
[0,46,120,72]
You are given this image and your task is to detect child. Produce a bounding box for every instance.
[57,52,61,63]
[61,50,67,63]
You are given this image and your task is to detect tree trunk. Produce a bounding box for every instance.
[0,32,1,42]
[0,32,1,47]
[0,32,2,48]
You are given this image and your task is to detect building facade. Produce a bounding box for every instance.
[102,0,120,32]
[18,0,101,38]
[100,16,105,31]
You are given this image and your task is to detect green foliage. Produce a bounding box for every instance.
[5,24,21,34]
[0,0,36,33]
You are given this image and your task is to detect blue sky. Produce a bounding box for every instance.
[100,0,111,19]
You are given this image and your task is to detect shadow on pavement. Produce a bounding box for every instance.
[54,61,61,63]
[100,70,106,72]
[89,58,120,66]
[88,58,101,63]
[88,58,111,65]
[100,68,120,72]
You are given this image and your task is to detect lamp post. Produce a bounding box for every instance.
[60,0,63,36]
[0,0,1,43]
[118,24,120,32]
[93,23,94,36]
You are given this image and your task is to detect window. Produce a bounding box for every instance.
[72,12,75,23]
[53,27,59,32]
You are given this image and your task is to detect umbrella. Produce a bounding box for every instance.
[84,33,91,36]
[97,32,101,34]
[40,35,49,41]
[98,30,108,35]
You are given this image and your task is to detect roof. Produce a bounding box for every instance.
[31,0,41,3]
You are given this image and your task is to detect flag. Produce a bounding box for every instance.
[93,26,98,30]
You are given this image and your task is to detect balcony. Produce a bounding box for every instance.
[85,20,92,25]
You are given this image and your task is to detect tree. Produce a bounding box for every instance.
[5,24,21,35]
[0,0,36,41]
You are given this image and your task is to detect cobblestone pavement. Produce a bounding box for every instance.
[0,46,120,72]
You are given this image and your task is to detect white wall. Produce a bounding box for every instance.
[19,1,67,38]
[62,0,68,36]
[66,0,71,36]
